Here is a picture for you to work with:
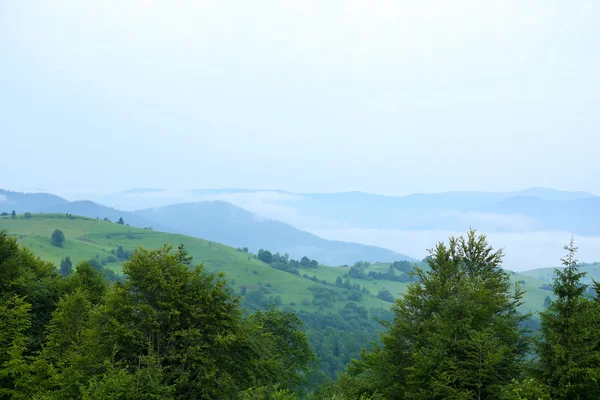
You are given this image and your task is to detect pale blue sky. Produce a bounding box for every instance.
[1,1,598,196]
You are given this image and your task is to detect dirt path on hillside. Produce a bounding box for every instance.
[81,221,97,234]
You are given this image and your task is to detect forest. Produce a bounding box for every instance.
[1,229,600,399]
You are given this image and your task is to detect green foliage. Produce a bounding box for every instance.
[535,238,600,398]
[0,231,61,350]
[259,249,273,264]
[0,294,32,399]
[497,378,550,400]
[0,234,318,399]
[117,217,124,225]
[51,229,65,247]
[238,386,298,400]
[249,308,316,391]
[340,230,530,399]
[375,289,394,303]
[23,212,32,219]
[59,256,73,276]
[11,211,16,218]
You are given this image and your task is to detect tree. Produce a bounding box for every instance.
[51,230,65,248]
[536,238,600,398]
[23,212,32,219]
[11,210,16,219]
[375,289,394,303]
[258,249,273,264]
[248,308,315,391]
[343,230,529,399]
[78,246,269,398]
[0,230,61,396]
[59,257,73,277]
[115,245,130,261]
[117,217,124,225]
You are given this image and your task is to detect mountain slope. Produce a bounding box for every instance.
[134,201,414,265]
[0,189,69,213]
[479,196,600,235]
[0,213,552,313]
[0,213,390,312]
[95,187,597,234]
[41,200,172,232]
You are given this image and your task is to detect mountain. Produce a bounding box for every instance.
[0,212,390,312]
[90,187,598,234]
[134,201,414,265]
[511,187,595,201]
[479,196,600,235]
[0,189,68,213]
[0,212,554,314]
[41,200,171,232]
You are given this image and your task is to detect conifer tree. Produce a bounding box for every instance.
[342,230,529,399]
[59,257,73,277]
[536,238,600,398]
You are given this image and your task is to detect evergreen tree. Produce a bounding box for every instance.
[536,238,600,398]
[117,217,124,225]
[342,230,529,399]
[59,257,73,277]
[10,210,16,219]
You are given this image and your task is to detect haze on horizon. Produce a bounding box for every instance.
[1,1,598,196]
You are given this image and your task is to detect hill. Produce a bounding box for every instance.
[134,201,414,265]
[0,213,392,313]
[521,262,600,285]
[0,213,552,313]
[0,189,68,213]
[40,200,172,232]
[0,189,416,265]
[0,213,555,379]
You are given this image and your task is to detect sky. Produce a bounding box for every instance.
[1,0,598,196]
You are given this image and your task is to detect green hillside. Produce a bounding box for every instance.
[0,213,554,313]
[301,260,552,314]
[0,213,391,312]
[521,262,600,285]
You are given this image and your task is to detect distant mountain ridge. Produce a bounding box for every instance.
[0,189,414,265]
[41,200,171,232]
[0,189,68,213]
[134,201,414,265]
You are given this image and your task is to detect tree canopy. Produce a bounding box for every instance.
[0,232,315,399]
[336,230,530,399]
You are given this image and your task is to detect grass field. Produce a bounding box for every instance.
[0,213,391,312]
[521,262,600,285]
[0,213,553,313]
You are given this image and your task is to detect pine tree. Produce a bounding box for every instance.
[59,257,73,277]
[536,238,600,398]
[343,230,529,399]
